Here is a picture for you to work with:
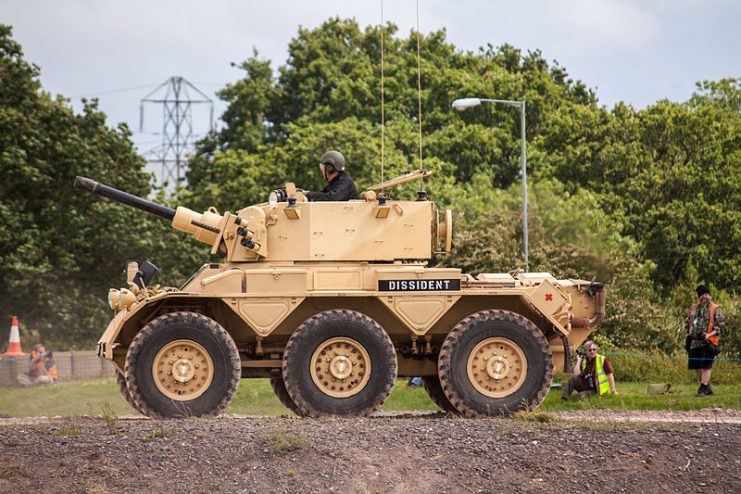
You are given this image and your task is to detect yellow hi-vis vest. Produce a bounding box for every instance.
[581,354,610,396]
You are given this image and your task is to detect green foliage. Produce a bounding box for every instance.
[190,18,597,200]
[540,80,741,292]
[604,351,741,385]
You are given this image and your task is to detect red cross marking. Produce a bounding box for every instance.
[545,293,553,302]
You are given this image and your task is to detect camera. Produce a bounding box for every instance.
[575,347,586,359]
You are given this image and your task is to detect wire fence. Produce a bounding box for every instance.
[603,351,741,361]
[0,351,115,387]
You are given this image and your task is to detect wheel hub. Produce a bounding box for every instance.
[310,337,371,398]
[467,337,527,398]
[152,339,214,401]
[486,355,509,380]
[329,355,353,379]
[172,358,196,383]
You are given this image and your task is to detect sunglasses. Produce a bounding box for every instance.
[587,348,597,352]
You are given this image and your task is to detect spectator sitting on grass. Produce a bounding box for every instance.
[16,343,54,386]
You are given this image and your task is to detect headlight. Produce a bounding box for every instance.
[269,189,287,205]
[108,288,136,311]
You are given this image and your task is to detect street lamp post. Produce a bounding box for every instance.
[452,97,528,272]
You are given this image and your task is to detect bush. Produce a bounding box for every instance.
[604,350,741,385]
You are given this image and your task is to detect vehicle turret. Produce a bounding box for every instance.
[74,170,452,263]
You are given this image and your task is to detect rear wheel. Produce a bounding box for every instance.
[438,310,552,417]
[422,376,458,413]
[125,312,241,418]
[283,310,397,417]
[270,376,304,416]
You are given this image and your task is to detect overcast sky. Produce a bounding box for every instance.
[4,0,739,164]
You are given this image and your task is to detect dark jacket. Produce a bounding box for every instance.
[306,172,357,201]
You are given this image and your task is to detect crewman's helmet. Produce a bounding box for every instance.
[319,150,346,173]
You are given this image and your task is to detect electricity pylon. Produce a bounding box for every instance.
[140,76,214,187]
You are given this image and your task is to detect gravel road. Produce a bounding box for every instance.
[1,410,739,493]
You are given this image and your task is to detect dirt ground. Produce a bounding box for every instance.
[1,409,739,493]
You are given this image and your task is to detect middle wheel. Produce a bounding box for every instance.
[282,309,397,417]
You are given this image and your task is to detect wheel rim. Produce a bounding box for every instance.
[152,339,214,401]
[310,337,371,398]
[466,337,527,398]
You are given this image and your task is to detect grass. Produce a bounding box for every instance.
[53,423,83,436]
[140,427,166,442]
[100,401,119,434]
[541,379,741,412]
[0,376,738,417]
[0,463,33,480]
[260,427,311,453]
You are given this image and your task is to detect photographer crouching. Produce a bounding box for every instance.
[562,341,617,400]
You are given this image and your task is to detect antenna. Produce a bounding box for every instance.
[139,76,214,188]
[415,0,424,169]
[380,0,386,188]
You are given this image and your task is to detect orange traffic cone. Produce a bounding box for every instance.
[2,316,26,358]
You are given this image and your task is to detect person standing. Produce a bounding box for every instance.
[562,341,617,399]
[687,285,724,397]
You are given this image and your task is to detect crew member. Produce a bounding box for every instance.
[303,150,357,201]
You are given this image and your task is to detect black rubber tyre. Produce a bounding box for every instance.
[283,309,397,417]
[115,370,145,416]
[125,312,241,418]
[270,376,304,417]
[422,376,459,414]
[438,310,553,417]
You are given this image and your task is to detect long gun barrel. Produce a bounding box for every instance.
[74,176,225,251]
[74,176,176,220]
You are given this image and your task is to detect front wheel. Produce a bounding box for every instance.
[438,310,553,417]
[124,312,241,418]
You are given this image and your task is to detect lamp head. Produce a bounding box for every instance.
[452,98,482,111]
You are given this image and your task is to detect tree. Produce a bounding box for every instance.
[0,25,159,347]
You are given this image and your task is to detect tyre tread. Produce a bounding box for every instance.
[270,376,304,417]
[125,311,241,418]
[438,309,553,417]
[115,370,145,416]
[282,309,397,417]
[422,376,459,414]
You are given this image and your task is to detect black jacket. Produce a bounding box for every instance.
[306,172,357,201]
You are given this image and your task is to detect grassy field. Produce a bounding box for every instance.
[1,377,739,417]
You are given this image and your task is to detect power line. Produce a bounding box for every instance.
[69,83,162,99]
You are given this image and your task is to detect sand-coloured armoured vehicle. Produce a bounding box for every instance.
[75,172,605,418]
